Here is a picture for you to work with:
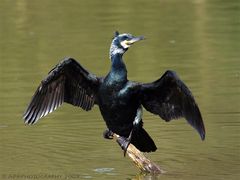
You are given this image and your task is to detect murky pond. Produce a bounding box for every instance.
[0,0,239,179]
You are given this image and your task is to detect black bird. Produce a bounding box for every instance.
[23,31,205,154]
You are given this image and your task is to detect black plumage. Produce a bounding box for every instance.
[23,31,205,153]
[23,59,100,124]
[140,70,205,140]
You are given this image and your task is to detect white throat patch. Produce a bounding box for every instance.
[109,43,125,58]
[120,40,131,49]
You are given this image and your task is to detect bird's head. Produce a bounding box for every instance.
[110,31,144,58]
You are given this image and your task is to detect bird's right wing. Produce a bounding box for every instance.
[23,57,102,124]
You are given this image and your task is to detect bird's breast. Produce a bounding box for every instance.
[98,81,139,128]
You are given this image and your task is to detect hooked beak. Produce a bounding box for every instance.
[126,36,145,45]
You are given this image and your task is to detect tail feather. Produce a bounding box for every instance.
[131,128,157,152]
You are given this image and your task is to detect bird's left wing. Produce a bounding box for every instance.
[23,57,101,124]
[139,70,205,140]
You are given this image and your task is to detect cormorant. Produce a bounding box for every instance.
[23,31,205,154]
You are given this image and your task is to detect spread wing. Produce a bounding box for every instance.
[140,70,205,140]
[23,57,101,125]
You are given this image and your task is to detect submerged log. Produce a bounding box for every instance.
[113,133,163,174]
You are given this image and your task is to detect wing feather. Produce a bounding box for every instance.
[140,70,205,140]
[23,57,101,124]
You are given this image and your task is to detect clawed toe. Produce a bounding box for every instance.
[117,131,133,156]
[116,136,131,156]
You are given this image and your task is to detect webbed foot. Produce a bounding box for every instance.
[103,129,114,139]
[117,131,133,157]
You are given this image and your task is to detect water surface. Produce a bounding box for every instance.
[0,0,239,179]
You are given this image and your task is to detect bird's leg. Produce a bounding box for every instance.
[103,129,114,139]
[117,106,143,156]
[133,105,143,128]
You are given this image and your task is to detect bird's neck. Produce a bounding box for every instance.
[108,53,127,82]
[109,43,126,70]
[111,53,126,70]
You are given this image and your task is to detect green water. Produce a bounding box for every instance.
[0,0,239,179]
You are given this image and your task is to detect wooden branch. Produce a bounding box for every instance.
[112,133,163,174]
